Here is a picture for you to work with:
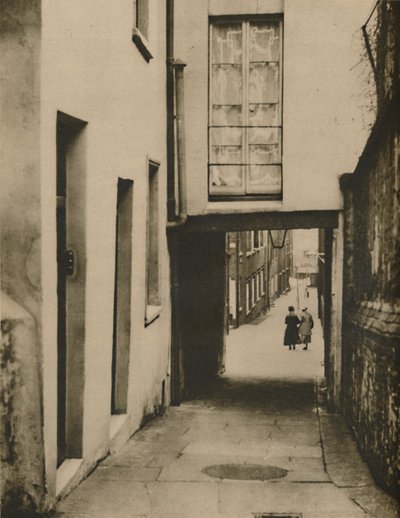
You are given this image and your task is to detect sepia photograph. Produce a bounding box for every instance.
[1,0,399,516]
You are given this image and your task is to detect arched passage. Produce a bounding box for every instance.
[168,210,340,405]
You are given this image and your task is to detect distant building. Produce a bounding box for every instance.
[227,230,293,327]
[293,230,319,287]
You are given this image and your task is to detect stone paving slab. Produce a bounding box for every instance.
[101,449,179,468]
[218,480,368,516]
[181,441,269,458]
[56,480,150,515]
[89,465,161,482]
[269,429,321,445]
[182,423,276,443]
[264,456,329,483]
[343,486,400,517]
[145,453,184,468]
[267,443,322,459]
[146,481,219,515]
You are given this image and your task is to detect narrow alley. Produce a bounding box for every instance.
[53,288,398,518]
[3,2,400,516]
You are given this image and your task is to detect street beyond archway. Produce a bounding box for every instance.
[225,284,323,380]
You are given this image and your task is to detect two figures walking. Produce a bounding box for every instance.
[284,306,313,351]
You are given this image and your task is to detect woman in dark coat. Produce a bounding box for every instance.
[284,306,300,351]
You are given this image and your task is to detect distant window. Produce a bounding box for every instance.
[246,280,251,314]
[261,267,266,294]
[253,230,261,249]
[209,18,283,199]
[252,276,257,306]
[246,231,254,255]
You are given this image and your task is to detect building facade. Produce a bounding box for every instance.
[227,230,292,328]
[269,230,293,303]
[174,0,367,218]
[1,1,172,515]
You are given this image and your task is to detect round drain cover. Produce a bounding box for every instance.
[202,463,288,481]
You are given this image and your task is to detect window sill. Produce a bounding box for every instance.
[132,28,153,62]
[145,305,162,327]
[205,199,283,214]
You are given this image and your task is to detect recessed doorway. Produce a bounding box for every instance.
[111,178,134,415]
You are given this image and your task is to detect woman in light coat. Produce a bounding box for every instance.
[298,307,314,350]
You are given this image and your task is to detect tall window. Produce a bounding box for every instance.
[209,18,283,198]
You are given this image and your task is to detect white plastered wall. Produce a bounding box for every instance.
[40,0,171,503]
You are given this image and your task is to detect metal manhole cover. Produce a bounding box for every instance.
[253,515,302,518]
[202,463,288,481]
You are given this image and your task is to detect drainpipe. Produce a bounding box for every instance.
[168,77,188,395]
[167,0,188,405]
[166,0,175,221]
[235,232,240,328]
[167,58,188,228]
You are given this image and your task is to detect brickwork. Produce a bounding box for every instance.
[340,92,400,496]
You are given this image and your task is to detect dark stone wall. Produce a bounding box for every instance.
[0,2,46,515]
[340,94,400,497]
[1,298,45,517]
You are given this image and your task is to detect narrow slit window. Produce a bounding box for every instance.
[146,160,161,325]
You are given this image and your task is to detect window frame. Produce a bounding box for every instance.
[246,280,251,314]
[260,271,264,298]
[132,0,153,62]
[252,276,257,306]
[208,15,284,201]
[246,231,254,256]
